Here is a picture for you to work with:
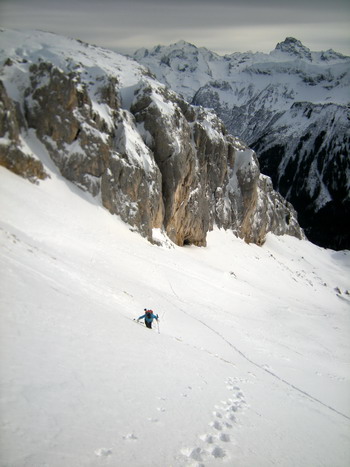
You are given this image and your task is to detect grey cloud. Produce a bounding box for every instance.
[44,0,349,5]
[2,0,349,26]
[1,0,349,55]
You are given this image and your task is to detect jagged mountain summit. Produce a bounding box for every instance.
[134,38,350,250]
[0,29,303,247]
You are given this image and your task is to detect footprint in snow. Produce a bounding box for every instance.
[181,446,205,462]
[225,412,236,422]
[211,446,226,458]
[199,433,214,444]
[180,378,247,464]
[209,420,223,431]
[123,433,138,441]
[219,433,231,442]
[200,431,230,444]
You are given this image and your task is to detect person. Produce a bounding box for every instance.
[137,309,159,329]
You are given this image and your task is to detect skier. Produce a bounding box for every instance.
[137,309,159,329]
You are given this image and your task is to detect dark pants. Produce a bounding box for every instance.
[145,320,152,329]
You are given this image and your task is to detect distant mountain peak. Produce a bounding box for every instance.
[171,39,197,49]
[275,37,312,60]
[134,40,199,61]
[132,35,350,250]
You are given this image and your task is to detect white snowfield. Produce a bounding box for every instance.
[1,132,350,467]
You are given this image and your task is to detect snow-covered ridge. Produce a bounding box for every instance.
[0,28,148,89]
[133,37,350,250]
[134,37,350,105]
[0,29,303,247]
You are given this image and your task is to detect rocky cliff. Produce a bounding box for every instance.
[0,29,303,247]
[134,38,350,250]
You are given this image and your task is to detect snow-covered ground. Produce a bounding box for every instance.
[0,135,350,466]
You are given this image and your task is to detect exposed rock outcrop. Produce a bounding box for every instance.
[25,62,110,194]
[0,80,48,182]
[0,29,304,247]
[129,80,302,245]
[23,62,164,239]
[133,38,349,250]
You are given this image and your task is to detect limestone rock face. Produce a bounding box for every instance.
[0,80,48,182]
[24,62,111,195]
[100,109,164,239]
[134,38,349,249]
[0,29,304,246]
[131,82,209,245]
[249,175,302,245]
[21,62,164,240]
[129,80,303,245]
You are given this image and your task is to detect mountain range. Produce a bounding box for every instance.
[134,37,350,250]
[0,29,303,248]
[1,30,350,467]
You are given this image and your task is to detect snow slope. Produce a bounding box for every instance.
[1,136,350,466]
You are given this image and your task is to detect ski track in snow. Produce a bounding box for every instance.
[199,313,350,422]
[1,163,350,466]
[171,290,350,423]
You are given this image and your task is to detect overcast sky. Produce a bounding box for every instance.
[1,0,350,56]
